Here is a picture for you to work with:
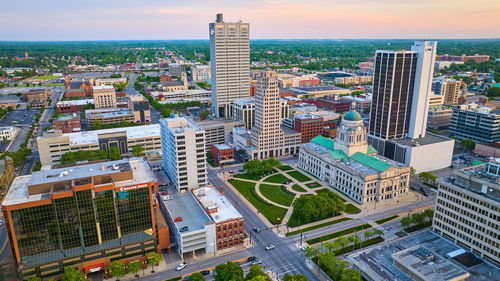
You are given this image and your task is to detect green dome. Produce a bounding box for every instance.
[344,110,362,121]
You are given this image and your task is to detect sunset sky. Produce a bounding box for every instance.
[1,0,499,41]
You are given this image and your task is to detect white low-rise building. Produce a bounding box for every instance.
[299,109,410,205]
[0,126,19,140]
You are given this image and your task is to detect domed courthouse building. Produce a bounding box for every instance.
[298,105,411,205]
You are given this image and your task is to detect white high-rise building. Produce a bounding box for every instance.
[210,13,250,118]
[161,117,207,193]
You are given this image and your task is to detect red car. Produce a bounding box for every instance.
[175,217,183,222]
[160,191,168,195]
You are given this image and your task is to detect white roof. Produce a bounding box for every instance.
[66,124,160,145]
[57,99,94,106]
[93,85,115,90]
[194,187,243,223]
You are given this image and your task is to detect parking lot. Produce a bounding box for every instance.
[0,109,39,126]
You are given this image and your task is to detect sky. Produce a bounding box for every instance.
[1,0,499,41]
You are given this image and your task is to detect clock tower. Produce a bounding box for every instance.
[335,103,368,157]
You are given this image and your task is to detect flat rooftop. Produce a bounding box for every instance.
[43,124,160,145]
[233,98,255,106]
[85,108,133,118]
[56,99,94,106]
[195,119,245,129]
[347,230,500,281]
[292,85,347,92]
[3,158,156,206]
[161,191,212,233]
[393,133,453,147]
[213,143,232,150]
[392,246,469,281]
[93,85,115,90]
[193,187,243,223]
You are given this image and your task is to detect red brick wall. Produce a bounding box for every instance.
[216,218,245,249]
[210,145,234,165]
[295,117,324,143]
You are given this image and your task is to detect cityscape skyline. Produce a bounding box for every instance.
[1,0,499,41]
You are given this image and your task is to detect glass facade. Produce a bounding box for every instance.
[7,186,154,270]
[117,188,152,235]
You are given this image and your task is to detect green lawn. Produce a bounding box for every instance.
[234,172,267,181]
[45,83,64,86]
[345,204,361,214]
[260,184,295,206]
[229,180,287,224]
[264,174,290,184]
[404,221,432,233]
[375,215,399,225]
[286,218,352,236]
[278,165,294,171]
[292,184,306,192]
[306,223,372,244]
[287,171,312,182]
[306,182,321,188]
[36,75,61,80]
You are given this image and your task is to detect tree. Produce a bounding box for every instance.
[336,237,349,250]
[190,272,206,281]
[411,213,426,225]
[371,228,384,238]
[340,268,362,281]
[61,266,85,281]
[146,252,163,273]
[128,260,142,278]
[283,274,308,281]
[27,277,41,281]
[108,146,122,160]
[461,139,476,152]
[410,167,416,177]
[92,120,104,130]
[215,262,244,281]
[245,265,269,281]
[400,216,413,229]
[200,111,209,120]
[348,235,361,249]
[419,171,437,186]
[305,246,321,260]
[323,241,337,253]
[132,145,144,157]
[108,260,126,281]
[487,87,500,99]
[363,230,372,241]
[423,209,434,221]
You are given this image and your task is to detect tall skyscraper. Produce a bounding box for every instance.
[160,117,207,193]
[233,70,300,159]
[210,13,250,118]
[369,41,436,140]
[368,41,454,173]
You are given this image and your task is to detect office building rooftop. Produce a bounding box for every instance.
[193,187,243,223]
[161,191,212,233]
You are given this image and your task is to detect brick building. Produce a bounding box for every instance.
[52,114,82,133]
[23,89,53,107]
[65,88,88,99]
[210,144,234,166]
[293,114,324,143]
[65,75,93,96]
[316,98,352,112]
[192,187,245,250]
[56,99,94,113]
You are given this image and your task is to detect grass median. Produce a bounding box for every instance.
[306,223,371,245]
[287,171,312,182]
[286,217,352,237]
[229,179,287,224]
[375,215,399,225]
[264,174,290,184]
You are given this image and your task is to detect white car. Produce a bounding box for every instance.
[176,262,187,271]
[162,195,173,201]
[251,259,262,265]
[265,244,275,250]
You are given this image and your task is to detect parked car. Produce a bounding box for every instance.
[253,227,262,233]
[200,270,210,276]
[176,262,187,271]
[182,276,190,281]
[251,259,262,265]
[162,195,173,201]
[180,226,189,232]
[175,217,183,222]
[160,191,169,195]
[247,256,257,262]
[265,244,275,250]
